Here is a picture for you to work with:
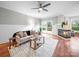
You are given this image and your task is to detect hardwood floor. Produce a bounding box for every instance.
[0,42,10,57]
[53,35,79,57]
[53,36,71,57]
[0,34,79,57]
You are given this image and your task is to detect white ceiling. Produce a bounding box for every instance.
[0,1,79,18]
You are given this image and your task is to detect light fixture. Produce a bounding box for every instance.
[39,8,43,11]
[31,2,51,13]
[38,7,43,13]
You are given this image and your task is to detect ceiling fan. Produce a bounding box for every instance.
[32,1,51,13]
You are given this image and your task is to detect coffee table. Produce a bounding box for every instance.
[30,35,45,50]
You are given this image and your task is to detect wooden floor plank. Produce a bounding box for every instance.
[0,42,10,57]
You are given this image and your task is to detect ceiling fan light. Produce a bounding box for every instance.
[39,8,43,11]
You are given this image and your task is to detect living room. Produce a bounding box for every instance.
[0,1,79,57]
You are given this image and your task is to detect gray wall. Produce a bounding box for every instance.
[0,7,39,43]
[0,7,36,25]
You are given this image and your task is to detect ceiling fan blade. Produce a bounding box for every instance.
[43,9,48,12]
[31,8,39,9]
[43,3,51,8]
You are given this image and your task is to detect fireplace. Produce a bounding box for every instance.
[58,29,71,38]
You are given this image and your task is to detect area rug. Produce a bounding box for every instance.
[9,35,58,57]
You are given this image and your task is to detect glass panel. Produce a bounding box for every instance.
[72,21,79,31]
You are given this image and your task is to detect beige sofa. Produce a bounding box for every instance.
[9,31,33,46]
[15,31,33,45]
[9,30,41,49]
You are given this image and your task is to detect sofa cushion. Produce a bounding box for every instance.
[23,31,27,37]
[15,35,20,39]
[30,31,35,35]
[15,32,21,38]
[26,31,30,36]
[18,31,24,38]
[20,36,31,43]
[20,36,31,40]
